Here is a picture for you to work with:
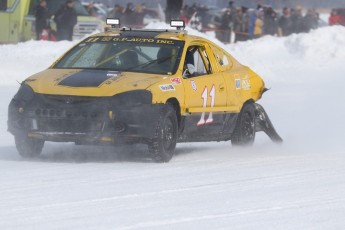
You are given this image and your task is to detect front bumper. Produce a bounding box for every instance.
[8,92,162,144]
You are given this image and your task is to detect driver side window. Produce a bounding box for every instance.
[194,50,207,75]
[184,46,211,77]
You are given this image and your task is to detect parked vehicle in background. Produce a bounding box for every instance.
[0,0,103,43]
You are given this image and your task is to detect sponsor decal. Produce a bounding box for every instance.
[242,76,251,90]
[235,76,250,90]
[191,80,197,91]
[106,71,118,77]
[170,77,181,85]
[159,84,175,91]
[235,79,241,89]
[85,37,177,45]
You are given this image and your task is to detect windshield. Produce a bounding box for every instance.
[54,37,184,75]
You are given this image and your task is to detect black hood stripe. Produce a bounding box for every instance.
[58,70,117,87]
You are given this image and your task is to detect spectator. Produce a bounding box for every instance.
[216,9,233,43]
[291,6,304,33]
[253,10,264,38]
[134,3,146,27]
[247,9,257,39]
[187,3,197,19]
[264,6,278,36]
[233,7,248,42]
[179,9,190,24]
[86,3,97,17]
[329,9,339,25]
[302,9,318,33]
[35,0,49,40]
[278,7,293,36]
[108,4,124,21]
[123,3,135,26]
[198,5,209,29]
[228,1,236,13]
[188,6,202,31]
[165,0,183,23]
[54,0,77,41]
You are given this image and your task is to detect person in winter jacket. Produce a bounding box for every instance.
[54,0,77,41]
[264,7,278,36]
[329,9,339,26]
[165,0,183,23]
[123,3,135,26]
[35,0,49,40]
[291,6,304,34]
[254,10,264,38]
[278,7,293,36]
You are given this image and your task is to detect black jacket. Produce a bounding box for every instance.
[35,5,49,29]
[55,6,77,29]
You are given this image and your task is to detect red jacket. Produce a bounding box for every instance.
[329,15,340,25]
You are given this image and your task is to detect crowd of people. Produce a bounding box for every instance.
[34,0,342,43]
[107,3,155,27]
[179,1,322,43]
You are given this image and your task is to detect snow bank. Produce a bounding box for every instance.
[227,26,345,81]
[0,40,76,85]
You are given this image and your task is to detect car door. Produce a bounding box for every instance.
[209,44,243,109]
[181,43,227,140]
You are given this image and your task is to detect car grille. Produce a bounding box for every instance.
[36,117,103,133]
[27,95,107,133]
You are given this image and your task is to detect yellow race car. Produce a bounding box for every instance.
[8,20,282,162]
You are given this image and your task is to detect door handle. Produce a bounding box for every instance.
[219,84,225,90]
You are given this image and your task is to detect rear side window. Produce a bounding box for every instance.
[210,45,233,71]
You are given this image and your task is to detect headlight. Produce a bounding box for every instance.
[13,84,35,103]
[110,90,152,106]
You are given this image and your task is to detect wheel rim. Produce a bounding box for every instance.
[242,112,255,142]
[163,116,175,150]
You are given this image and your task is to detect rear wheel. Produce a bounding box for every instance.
[15,136,44,158]
[148,104,178,163]
[231,102,256,146]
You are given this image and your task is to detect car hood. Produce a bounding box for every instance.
[24,69,163,97]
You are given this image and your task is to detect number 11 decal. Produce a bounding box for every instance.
[197,85,215,126]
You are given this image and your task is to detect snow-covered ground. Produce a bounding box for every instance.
[1,25,345,229]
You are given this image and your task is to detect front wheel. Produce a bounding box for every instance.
[15,136,44,158]
[148,104,178,163]
[231,102,256,146]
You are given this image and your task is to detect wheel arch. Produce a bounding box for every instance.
[241,99,255,111]
[166,98,181,126]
